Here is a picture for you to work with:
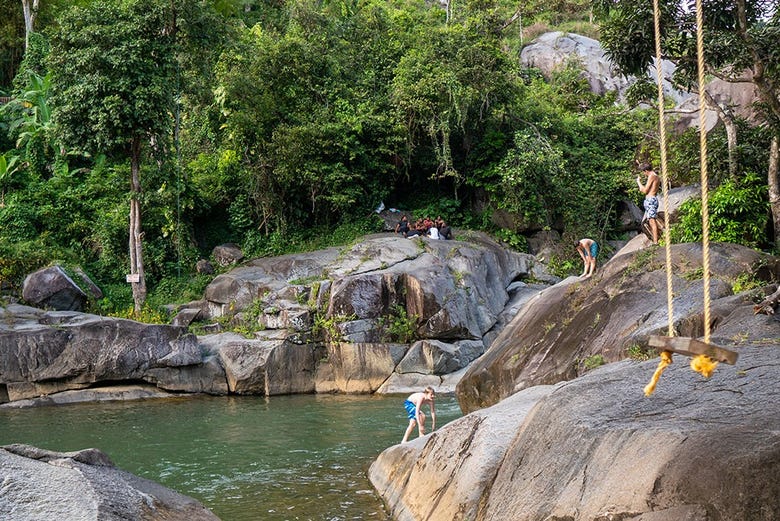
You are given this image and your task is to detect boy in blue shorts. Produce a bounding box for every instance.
[575,238,599,278]
[401,386,436,443]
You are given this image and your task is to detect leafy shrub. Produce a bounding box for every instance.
[312,313,356,343]
[670,172,769,248]
[583,354,606,370]
[625,343,655,361]
[379,304,419,343]
[107,304,170,324]
[731,272,765,294]
[0,239,71,292]
[492,228,528,252]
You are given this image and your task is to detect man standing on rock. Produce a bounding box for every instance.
[637,162,660,245]
[402,387,436,443]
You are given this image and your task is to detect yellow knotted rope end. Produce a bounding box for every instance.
[643,350,673,396]
[690,353,718,378]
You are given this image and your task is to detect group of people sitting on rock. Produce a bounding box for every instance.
[395,215,453,240]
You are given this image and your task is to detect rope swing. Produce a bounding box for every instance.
[642,0,739,396]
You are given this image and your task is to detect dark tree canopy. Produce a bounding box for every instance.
[49,0,177,156]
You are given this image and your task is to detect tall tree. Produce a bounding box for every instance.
[595,0,780,246]
[49,0,176,313]
[21,0,39,50]
[212,0,412,234]
[391,2,519,200]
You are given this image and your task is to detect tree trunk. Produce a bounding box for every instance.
[129,136,147,314]
[21,0,39,50]
[735,0,780,247]
[769,134,780,248]
[703,90,738,179]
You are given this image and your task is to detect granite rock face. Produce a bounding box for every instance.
[0,444,220,521]
[369,384,559,521]
[370,238,780,521]
[520,31,759,131]
[476,344,780,521]
[456,241,780,413]
[0,305,218,402]
[2,233,546,405]
[372,337,780,520]
[192,232,548,394]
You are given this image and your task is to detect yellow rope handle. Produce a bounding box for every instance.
[644,350,673,396]
[690,353,718,377]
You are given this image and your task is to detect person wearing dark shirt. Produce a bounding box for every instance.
[439,221,453,240]
[395,215,410,237]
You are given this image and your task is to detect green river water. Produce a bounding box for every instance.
[0,393,463,520]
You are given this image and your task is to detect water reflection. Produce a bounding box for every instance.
[0,393,462,520]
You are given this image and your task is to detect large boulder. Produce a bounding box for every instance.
[394,339,484,375]
[211,243,244,267]
[521,32,759,132]
[201,234,536,336]
[521,32,633,97]
[371,333,780,520]
[674,76,762,131]
[326,234,537,341]
[22,265,92,311]
[0,304,225,403]
[478,345,780,520]
[199,331,326,395]
[315,342,408,393]
[369,384,558,521]
[457,242,780,413]
[0,444,219,521]
[196,233,547,393]
[203,247,343,316]
[0,303,334,404]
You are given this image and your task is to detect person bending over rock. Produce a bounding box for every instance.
[575,238,599,278]
[402,387,436,443]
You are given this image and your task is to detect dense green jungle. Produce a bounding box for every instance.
[1,0,778,319]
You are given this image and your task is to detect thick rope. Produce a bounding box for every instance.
[652,0,675,338]
[645,0,676,396]
[693,0,718,376]
[644,0,717,394]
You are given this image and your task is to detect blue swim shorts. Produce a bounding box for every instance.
[589,242,599,258]
[644,196,659,219]
[404,400,417,419]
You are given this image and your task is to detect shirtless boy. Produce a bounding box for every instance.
[575,238,599,278]
[401,386,436,443]
[636,162,661,244]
